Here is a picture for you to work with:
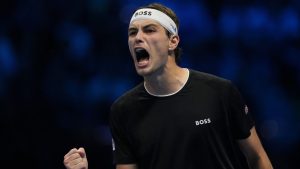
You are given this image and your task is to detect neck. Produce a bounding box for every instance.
[144,66,189,96]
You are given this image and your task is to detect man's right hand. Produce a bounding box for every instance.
[63,147,88,169]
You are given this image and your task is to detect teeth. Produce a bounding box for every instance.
[135,48,144,52]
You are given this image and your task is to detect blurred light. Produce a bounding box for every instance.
[258,85,300,147]
[68,27,92,60]
[218,48,240,80]
[0,37,17,76]
[261,120,279,139]
[219,8,241,37]
[279,7,299,37]
[84,76,108,104]
[178,2,215,41]
[119,3,138,24]
[243,7,269,30]
[56,22,93,61]
[112,79,133,100]
[180,57,192,68]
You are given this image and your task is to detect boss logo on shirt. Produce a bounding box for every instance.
[195,118,211,125]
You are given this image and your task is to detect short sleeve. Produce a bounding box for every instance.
[227,82,255,139]
[109,104,137,164]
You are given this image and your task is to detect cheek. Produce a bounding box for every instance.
[151,38,169,53]
[128,39,133,48]
[128,40,135,55]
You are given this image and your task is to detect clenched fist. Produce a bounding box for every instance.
[63,147,88,169]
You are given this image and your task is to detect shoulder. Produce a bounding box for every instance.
[111,82,144,112]
[188,69,245,103]
[189,69,233,89]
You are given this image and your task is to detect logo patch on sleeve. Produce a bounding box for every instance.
[112,138,115,151]
[244,105,249,115]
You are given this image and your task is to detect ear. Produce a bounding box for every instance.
[168,35,180,51]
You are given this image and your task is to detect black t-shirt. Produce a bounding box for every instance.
[110,69,254,169]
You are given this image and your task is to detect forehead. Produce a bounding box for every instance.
[129,19,162,28]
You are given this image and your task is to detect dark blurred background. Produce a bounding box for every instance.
[1,0,299,168]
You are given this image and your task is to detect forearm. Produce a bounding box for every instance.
[116,164,138,169]
[238,127,273,169]
[248,154,273,169]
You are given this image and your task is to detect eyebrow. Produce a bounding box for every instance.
[128,23,160,31]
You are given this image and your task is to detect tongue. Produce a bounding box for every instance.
[137,58,149,67]
[135,49,149,67]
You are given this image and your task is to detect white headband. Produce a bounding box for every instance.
[130,8,178,35]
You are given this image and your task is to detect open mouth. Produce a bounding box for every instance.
[135,48,150,63]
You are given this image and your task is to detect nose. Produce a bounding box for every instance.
[135,30,144,43]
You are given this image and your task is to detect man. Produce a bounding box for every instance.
[63,3,273,169]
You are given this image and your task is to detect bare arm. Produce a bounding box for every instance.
[238,127,273,169]
[116,164,138,169]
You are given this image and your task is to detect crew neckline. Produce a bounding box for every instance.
[144,68,190,97]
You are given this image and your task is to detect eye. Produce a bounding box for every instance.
[128,29,137,36]
[144,28,155,33]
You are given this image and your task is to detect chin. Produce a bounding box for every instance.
[135,68,152,77]
[136,70,148,76]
